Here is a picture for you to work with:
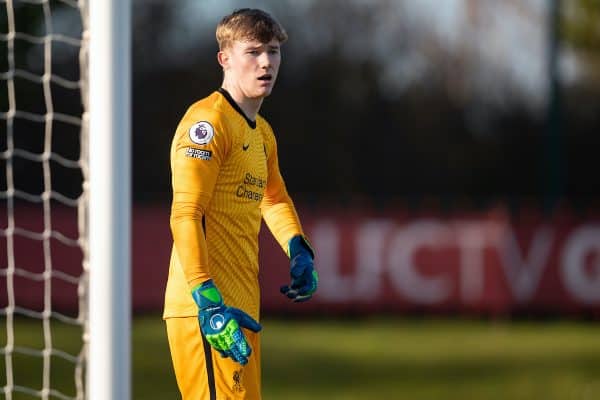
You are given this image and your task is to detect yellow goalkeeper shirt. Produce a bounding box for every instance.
[163,89,304,321]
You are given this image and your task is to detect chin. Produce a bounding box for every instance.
[263,84,275,94]
[253,88,273,99]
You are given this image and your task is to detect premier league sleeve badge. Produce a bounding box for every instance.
[189,121,215,145]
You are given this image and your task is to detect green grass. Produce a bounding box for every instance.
[2,316,600,399]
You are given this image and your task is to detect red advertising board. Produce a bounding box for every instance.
[2,204,600,317]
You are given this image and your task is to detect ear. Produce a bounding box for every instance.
[217,50,229,69]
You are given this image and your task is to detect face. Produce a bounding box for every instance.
[219,38,281,99]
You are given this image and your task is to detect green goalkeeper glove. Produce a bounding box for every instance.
[192,280,262,365]
[280,235,318,302]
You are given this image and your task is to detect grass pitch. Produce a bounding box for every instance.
[2,316,600,399]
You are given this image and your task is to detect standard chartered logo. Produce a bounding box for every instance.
[236,172,265,201]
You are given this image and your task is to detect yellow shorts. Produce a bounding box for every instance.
[166,316,261,400]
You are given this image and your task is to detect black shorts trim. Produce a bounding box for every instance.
[200,323,217,400]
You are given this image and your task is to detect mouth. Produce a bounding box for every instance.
[257,74,273,82]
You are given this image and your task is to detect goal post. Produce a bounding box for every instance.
[87,0,131,400]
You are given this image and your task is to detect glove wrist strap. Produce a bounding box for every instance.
[191,279,224,309]
[287,235,315,259]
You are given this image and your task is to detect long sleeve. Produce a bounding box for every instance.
[170,107,231,290]
[260,129,304,255]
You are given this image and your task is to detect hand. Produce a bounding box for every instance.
[280,235,318,302]
[192,280,261,365]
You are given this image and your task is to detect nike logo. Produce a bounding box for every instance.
[242,143,250,151]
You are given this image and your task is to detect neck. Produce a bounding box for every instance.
[221,82,263,121]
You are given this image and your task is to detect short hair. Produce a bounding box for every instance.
[216,8,288,50]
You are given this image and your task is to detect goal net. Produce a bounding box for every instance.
[1,0,88,398]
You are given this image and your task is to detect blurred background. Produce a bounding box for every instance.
[2,0,600,399]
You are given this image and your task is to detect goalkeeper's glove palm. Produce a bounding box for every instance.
[280,235,318,302]
[192,280,261,366]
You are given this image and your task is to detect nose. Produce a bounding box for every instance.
[259,52,272,69]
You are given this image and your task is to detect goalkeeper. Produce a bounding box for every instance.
[163,8,318,400]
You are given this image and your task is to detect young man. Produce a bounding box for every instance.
[163,8,318,400]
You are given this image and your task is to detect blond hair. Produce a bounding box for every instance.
[216,8,288,50]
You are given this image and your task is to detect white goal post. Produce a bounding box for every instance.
[87,1,131,400]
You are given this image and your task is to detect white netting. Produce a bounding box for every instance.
[1,0,88,399]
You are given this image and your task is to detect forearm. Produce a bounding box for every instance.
[170,200,211,289]
[261,198,304,254]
